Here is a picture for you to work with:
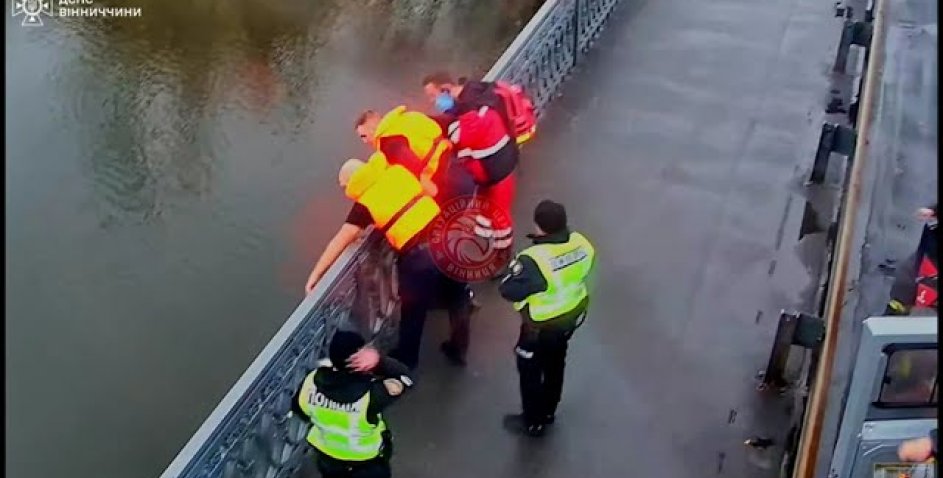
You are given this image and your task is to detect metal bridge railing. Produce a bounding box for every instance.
[159,1,620,477]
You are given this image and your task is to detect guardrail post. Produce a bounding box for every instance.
[809,123,857,185]
[573,0,581,67]
[757,311,826,392]
[809,124,837,184]
[833,20,874,73]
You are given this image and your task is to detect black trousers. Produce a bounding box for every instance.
[315,452,390,478]
[393,245,472,369]
[515,318,577,426]
[313,432,393,478]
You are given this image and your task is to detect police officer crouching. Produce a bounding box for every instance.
[293,331,414,478]
[498,200,595,437]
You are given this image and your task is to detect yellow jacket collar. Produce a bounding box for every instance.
[373,105,408,146]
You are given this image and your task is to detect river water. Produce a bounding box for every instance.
[5,1,539,476]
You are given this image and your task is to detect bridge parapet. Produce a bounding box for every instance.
[159,1,620,477]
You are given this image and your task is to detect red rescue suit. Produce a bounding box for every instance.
[446,105,518,250]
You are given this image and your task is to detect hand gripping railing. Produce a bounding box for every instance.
[159,1,620,476]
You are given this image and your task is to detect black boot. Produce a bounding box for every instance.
[440,341,467,367]
[502,414,545,437]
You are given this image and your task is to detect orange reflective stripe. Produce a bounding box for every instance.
[420,137,450,186]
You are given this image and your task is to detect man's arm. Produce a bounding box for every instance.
[498,255,548,302]
[377,136,439,196]
[304,221,364,294]
[898,428,938,462]
[378,136,425,177]
[346,347,415,419]
[368,356,415,412]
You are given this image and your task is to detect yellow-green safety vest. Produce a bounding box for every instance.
[297,370,387,461]
[513,232,595,321]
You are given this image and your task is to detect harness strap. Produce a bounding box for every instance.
[379,194,426,236]
[420,137,449,181]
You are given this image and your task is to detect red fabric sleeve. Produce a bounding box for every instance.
[378,135,424,176]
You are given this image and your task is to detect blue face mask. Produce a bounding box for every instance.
[434,92,455,114]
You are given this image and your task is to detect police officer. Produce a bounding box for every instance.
[498,200,595,436]
[293,330,414,478]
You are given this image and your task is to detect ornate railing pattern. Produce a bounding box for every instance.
[159,0,620,477]
[484,0,620,114]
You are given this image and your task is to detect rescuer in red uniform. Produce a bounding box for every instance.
[422,72,519,252]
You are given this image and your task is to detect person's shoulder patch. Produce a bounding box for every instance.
[510,259,524,276]
[383,378,405,396]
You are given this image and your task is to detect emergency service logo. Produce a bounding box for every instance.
[429,195,513,283]
[13,0,51,26]
[13,0,142,26]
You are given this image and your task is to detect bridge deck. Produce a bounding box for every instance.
[306,0,846,476]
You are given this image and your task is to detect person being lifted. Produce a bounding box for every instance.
[422,72,521,253]
[293,330,414,478]
[304,156,473,369]
[498,200,596,437]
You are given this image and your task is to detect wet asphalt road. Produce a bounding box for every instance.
[299,0,854,476]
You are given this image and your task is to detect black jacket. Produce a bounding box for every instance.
[292,356,414,426]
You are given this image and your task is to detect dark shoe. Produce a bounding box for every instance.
[544,414,555,425]
[502,413,546,437]
[440,341,467,367]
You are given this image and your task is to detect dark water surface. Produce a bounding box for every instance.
[5,1,539,476]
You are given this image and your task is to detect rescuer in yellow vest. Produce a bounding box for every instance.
[303,156,474,370]
[354,107,474,204]
[497,200,595,437]
[292,330,414,478]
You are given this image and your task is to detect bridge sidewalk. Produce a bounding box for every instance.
[307,0,846,475]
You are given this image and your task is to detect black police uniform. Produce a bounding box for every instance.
[293,354,414,478]
[498,228,589,432]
